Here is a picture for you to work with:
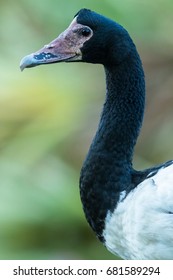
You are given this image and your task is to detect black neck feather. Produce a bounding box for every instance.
[80,49,145,241]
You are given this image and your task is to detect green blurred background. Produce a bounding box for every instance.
[0,0,173,259]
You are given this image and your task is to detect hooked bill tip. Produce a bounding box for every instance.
[19,52,59,71]
[19,53,37,71]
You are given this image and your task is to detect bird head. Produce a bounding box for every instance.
[20,9,134,70]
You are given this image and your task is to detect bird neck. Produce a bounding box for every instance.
[88,51,145,171]
[80,49,145,240]
[103,53,145,164]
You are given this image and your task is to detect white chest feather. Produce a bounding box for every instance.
[103,164,173,259]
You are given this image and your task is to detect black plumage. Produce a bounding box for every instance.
[20,9,173,259]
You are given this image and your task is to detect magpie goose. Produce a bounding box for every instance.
[20,9,173,260]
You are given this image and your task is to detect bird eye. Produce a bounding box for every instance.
[80,27,91,37]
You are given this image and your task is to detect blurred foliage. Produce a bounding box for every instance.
[0,0,173,259]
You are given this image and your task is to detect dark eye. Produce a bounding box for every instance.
[80,27,91,37]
